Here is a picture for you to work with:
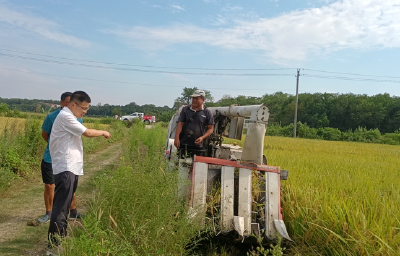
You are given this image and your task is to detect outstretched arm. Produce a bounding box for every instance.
[83,129,111,139]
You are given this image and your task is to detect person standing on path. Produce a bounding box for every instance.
[48,91,111,245]
[174,89,214,158]
[37,92,82,224]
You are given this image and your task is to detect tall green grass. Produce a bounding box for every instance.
[82,120,126,153]
[0,118,46,192]
[0,116,125,193]
[65,123,204,255]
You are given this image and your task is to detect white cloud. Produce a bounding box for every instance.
[0,4,90,48]
[222,5,243,12]
[203,0,219,3]
[205,14,228,26]
[104,0,400,62]
[170,5,185,13]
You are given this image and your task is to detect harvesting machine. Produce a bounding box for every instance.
[165,104,292,242]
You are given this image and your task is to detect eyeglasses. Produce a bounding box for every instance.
[74,102,89,112]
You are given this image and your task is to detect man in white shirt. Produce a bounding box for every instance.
[48,91,111,246]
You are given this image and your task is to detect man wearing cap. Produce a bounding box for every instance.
[174,89,214,157]
[37,92,82,224]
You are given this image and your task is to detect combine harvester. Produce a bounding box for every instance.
[165,104,292,242]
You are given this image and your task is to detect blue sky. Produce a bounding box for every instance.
[1,0,400,107]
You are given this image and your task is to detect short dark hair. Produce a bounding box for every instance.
[61,92,72,101]
[70,91,91,104]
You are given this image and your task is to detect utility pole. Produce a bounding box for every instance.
[293,69,300,138]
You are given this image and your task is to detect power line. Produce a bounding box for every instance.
[0,48,295,71]
[0,67,297,92]
[0,53,295,77]
[2,48,400,86]
[2,48,400,80]
[303,68,400,79]
[2,48,399,80]
[303,74,400,83]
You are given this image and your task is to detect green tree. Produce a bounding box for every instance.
[173,87,214,109]
[0,102,9,113]
[112,107,122,116]
[179,87,214,104]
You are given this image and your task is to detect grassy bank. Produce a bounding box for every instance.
[0,116,126,194]
[65,123,204,255]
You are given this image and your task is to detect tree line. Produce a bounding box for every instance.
[2,91,400,133]
[206,92,400,133]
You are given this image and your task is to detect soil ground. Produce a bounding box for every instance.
[0,142,123,256]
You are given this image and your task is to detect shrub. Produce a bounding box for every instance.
[1,148,26,174]
[4,109,28,118]
[266,123,284,136]
[317,127,342,141]
[297,122,320,139]
[0,168,16,194]
[382,133,400,145]
[280,123,295,137]
[0,103,9,113]
[341,130,355,141]
[0,117,45,180]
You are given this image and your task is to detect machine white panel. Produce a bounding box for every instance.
[221,166,235,231]
[241,123,267,165]
[265,171,280,239]
[178,163,190,200]
[238,168,252,236]
[192,162,208,221]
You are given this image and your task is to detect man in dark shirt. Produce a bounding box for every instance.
[174,89,214,157]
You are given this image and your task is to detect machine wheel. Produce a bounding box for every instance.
[144,120,150,125]
[124,119,129,124]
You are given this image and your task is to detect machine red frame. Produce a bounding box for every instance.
[191,155,283,221]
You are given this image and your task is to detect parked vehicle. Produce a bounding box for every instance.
[120,112,156,124]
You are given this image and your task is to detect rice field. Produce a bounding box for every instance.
[262,136,400,255]
[0,117,26,134]
[69,127,400,255]
[0,116,109,134]
[2,115,399,254]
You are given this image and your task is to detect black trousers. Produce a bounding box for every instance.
[48,171,78,240]
[178,146,205,159]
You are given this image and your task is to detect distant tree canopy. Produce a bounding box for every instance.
[173,87,214,110]
[208,92,400,133]
[2,91,400,133]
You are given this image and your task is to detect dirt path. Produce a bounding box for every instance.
[0,142,123,256]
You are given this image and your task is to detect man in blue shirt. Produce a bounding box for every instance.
[37,92,83,224]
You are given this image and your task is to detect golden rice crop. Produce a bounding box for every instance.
[83,123,109,130]
[0,116,108,131]
[0,117,26,134]
[226,136,400,254]
[263,136,400,255]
